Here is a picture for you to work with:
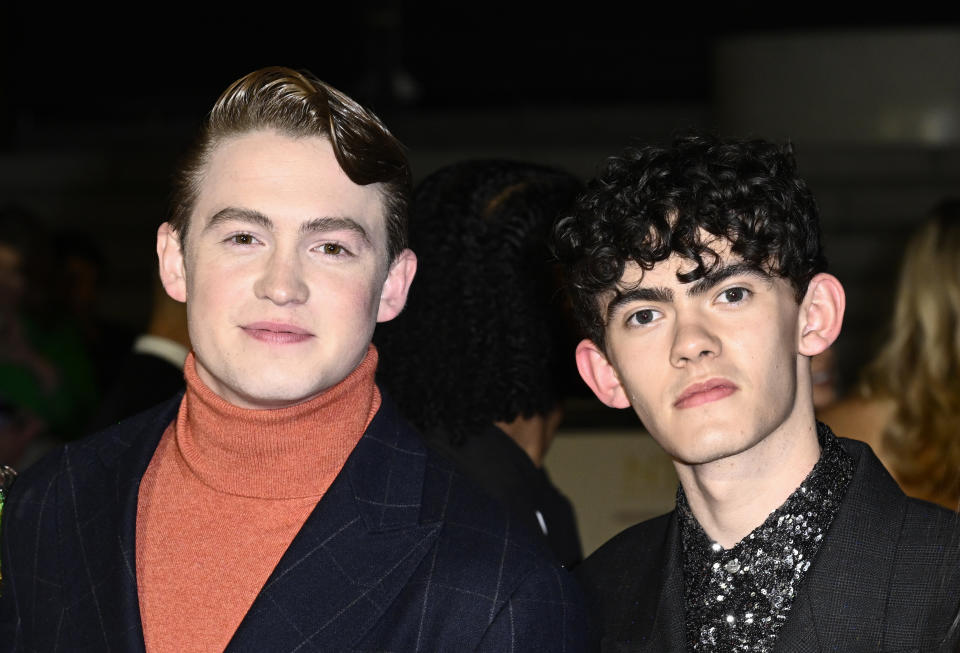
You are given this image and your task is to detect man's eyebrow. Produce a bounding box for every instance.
[687,262,770,296]
[606,286,674,320]
[604,262,770,321]
[203,207,273,232]
[299,217,371,246]
[201,210,371,247]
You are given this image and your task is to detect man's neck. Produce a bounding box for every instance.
[674,415,821,549]
[494,407,563,468]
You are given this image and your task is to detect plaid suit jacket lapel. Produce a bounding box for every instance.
[69,396,181,652]
[226,395,442,652]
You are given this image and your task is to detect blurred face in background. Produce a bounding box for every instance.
[0,243,25,314]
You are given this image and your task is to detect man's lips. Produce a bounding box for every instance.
[241,321,313,344]
[674,378,738,409]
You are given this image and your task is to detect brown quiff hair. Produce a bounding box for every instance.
[168,66,411,261]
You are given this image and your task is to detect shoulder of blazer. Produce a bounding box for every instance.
[825,436,960,649]
[355,393,588,648]
[577,512,674,585]
[1,394,181,548]
[82,393,184,467]
[838,436,959,555]
[575,512,677,640]
[381,394,569,559]
[370,389,547,557]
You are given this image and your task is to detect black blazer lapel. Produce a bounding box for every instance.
[227,397,441,652]
[63,396,180,652]
[594,513,686,653]
[772,592,821,653]
[632,513,686,653]
[774,441,905,653]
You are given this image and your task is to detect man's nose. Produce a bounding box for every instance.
[669,317,721,367]
[253,251,309,305]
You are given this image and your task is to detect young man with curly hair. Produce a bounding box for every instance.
[0,68,587,652]
[554,133,960,652]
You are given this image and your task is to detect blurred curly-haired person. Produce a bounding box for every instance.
[556,133,960,652]
[0,69,587,652]
[376,159,584,567]
[821,199,960,511]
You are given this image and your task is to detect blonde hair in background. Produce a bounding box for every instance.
[861,199,960,504]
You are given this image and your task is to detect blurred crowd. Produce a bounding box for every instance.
[819,200,960,510]
[0,206,118,466]
[0,205,189,469]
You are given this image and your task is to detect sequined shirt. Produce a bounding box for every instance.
[678,424,854,652]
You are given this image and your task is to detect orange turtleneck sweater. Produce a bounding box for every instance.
[135,346,380,653]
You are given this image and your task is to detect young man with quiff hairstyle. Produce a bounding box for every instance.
[0,67,587,652]
[554,133,960,652]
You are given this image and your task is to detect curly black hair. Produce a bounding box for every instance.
[552,132,826,349]
[374,160,583,444]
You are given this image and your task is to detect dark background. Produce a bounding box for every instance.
[3,5,959,405]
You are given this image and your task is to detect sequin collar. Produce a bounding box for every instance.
[677,423,854,652]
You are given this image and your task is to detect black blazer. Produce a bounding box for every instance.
[425,423,583,568]
[0,393,588,652]
[576,438,960,652]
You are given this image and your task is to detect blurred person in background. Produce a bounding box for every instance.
[0,207,97,466]
[51,231,135,397]
[810,347,839,410]
[376,160,584,567]
[90,274,189,430]
[0,207,53,466]
[820,199,960,510]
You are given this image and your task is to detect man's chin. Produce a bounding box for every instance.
[223,380,330,410]
[658,425,754,467]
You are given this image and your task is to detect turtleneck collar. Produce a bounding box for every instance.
[173,344,381,499]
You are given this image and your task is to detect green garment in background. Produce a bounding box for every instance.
[0,315,99,441]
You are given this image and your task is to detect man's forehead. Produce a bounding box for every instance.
[193,131,388,236]
[616,246,745,288]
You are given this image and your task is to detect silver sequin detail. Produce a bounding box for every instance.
[678,424,854,652]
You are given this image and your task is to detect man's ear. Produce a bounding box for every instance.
[575,339,632,409]
[377,248,417,322]
[157,222,187,303]
[797,273,845,357]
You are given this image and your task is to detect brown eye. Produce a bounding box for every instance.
[231,233,255,245]
[634,309,655,324]
[628,308,660,326]
[323,243,344,255]
[721,287,749,303]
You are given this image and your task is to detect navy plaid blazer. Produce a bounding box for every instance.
[0,392,588,652]
[576,437,960,652]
